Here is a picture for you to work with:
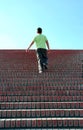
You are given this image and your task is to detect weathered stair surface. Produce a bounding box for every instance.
[0,49,83,129]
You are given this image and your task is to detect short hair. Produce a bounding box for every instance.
[37,27,42,34]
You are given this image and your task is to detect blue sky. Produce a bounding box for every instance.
[0,0,83,49]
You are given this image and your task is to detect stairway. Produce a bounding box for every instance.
[0,50,83,129]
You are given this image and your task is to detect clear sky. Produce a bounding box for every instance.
[0,0,83,49]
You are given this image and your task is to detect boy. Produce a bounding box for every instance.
[26,27,50,73]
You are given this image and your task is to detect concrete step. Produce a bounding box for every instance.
[0,90,83,96]
[0,102,83,109]
[0,118,83,128]
[0,96,83,102]
[0,109,83,118]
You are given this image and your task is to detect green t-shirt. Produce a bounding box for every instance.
[33,34,48,49]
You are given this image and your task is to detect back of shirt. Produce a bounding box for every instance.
[33,34,48,49]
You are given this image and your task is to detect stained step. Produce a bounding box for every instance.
[0,118,83,128]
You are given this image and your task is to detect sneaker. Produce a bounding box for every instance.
[43,63,48,70]
[39,70,42,73]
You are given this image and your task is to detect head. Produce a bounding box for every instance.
[37,27,42,34]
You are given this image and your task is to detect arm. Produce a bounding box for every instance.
[26,41,34,52]
[46,40,50,50]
